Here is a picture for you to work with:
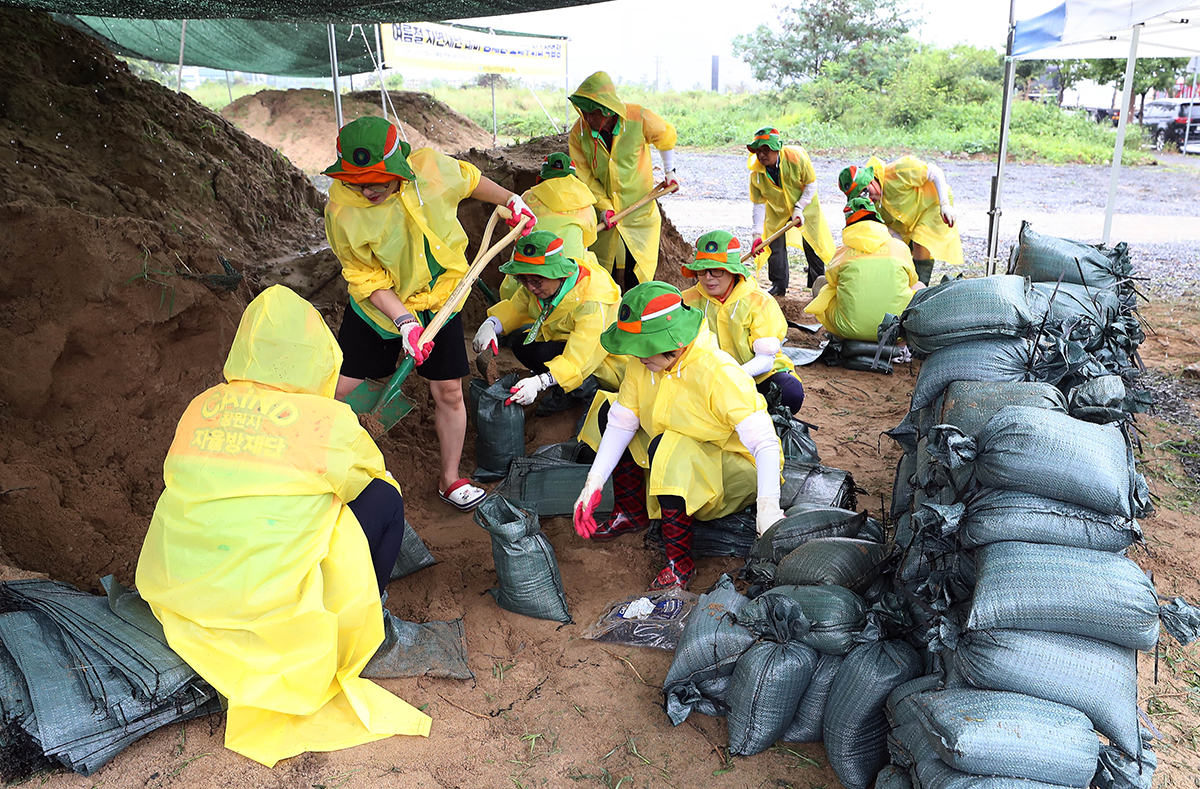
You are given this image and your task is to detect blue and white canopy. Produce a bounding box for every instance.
[1013,0,1200,59]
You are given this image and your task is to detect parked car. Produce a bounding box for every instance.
[1140,99,1200,152]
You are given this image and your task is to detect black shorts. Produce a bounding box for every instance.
[337,304,470,382]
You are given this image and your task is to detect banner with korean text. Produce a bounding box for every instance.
[380,22,566,77]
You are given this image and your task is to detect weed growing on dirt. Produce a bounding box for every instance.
[125,258,178,315]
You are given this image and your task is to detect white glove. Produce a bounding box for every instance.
[791,206,805,226]
[397,320,432,365]
[506,372,554,406]
[473,316,502,355]
[756,497,786,537]
[505,194,537,236]
[660,149,679,188]
[740,336,780,378]
[940,202,956,228]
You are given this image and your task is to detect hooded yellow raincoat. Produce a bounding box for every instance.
[579,328,772,520]
[488,257,625,391]
[136,286,431,768]
[867,155,963,266]
[569,72,677,285]
[681,276,798,385]
[500,174,599,301]
[805,221,919,341]
[748,145,835,273]
[325,147,482,335]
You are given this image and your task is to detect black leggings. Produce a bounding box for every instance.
[512,334,566,375]
[767,238,826,292]
[347,478,407,595]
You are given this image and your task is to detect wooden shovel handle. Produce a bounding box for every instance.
[606,181,679,228]
[741,215,804,263]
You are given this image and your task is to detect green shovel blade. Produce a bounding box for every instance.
[345,357,417,432]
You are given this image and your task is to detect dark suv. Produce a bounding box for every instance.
[1140,99,1199,152]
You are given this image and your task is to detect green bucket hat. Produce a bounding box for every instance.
[838,164,875,198]
[747,126,783,152]
[498,231,578,280]
[844,195,883,226]
[539,153,576,181]
[601,282,704,358]
[569,95,616,117]
[682,230,747,278]
[323,116,415,182]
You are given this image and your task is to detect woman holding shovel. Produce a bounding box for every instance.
[324,116,535,512]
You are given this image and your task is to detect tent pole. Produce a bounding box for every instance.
[176,20,188,92]
[375,24,387,118]
[565,39,570,133]
[986,0,1018,273]
[1102,24,1141,244]
[328,24,344,130]
[1187,60,1198,153]
[225,70,233,104]
[492,77,497,145]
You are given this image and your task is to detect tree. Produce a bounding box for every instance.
[732,0,918,88]
[1082,57,1189,117]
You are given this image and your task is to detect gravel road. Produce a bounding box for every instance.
[667,150,1200,297]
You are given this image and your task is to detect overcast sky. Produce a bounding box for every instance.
[444,0,1062,90]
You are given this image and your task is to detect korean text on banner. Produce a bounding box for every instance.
[380,22,566,77]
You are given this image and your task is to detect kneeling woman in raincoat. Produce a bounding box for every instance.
[473,230,624,411]
[572,282,786,590]
[805,193,921,341]
[136,286,430,768]
[680,230,806,414]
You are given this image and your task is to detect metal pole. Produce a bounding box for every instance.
[1102,25,1141,244]
[225,70,233,104]
[712,55,719,91]
[564,39,570,133]
[375,24,387,117]
[328,24,344,130]
[176,20,188,92]
[1187,60,1199,154]
[985,0,1017,273]
[491,77,497,145]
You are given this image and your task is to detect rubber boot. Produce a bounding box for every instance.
[590,457,650,541]
[913,259,934,286]
[651,504,696,590]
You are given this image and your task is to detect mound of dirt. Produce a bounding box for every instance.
[223,89,494,173]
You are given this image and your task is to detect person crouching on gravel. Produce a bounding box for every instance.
[472,230,624,414]
[805,190,921,341]
[680,230,805,414]
[572,282,786,590]
[137,285,430,768]
[323,116,536,512]
[839,157,962,285]
[746,127,835,295]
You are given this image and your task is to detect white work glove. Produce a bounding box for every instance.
[740,337,780,379]
[940,202,956,228]
[506,372,554,406]
[573,473,605,539]
[660,148,679,189]
[505,194,537,236]
[473,316,502,355]
[791,206,805,226]
[397,319,433,365]
[756,497,786,537]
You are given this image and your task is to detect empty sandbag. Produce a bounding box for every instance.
[726,639,819,756]
[773,538,894,594]
[823,639,923,789]
[968,541,1161,650]
[738,585,866,656]
[470,374,526,481]
[780,462,858,510]
[781,652,843,742]
[911,689,1100,788]
[362,610,472,680]
[939,380,1067,437]
[1094,735,1157,789]
[914,757,1076,789]
[892,275,1038,355]
[474,496,571,623]
[1010,220,1132,297]
[662,575,755,725]
[389,519,436,581]
[949,627,1139,758]
[956,488,1140,552]
[494,455,614,517]
[826,338,902,373]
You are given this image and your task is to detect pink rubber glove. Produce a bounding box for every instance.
[601,209,617,231]
[750,236,765,257]
[398,320,433,365]
[573,476,604,538]
[505,194,537,237]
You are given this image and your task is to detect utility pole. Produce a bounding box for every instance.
[711,56,719,91]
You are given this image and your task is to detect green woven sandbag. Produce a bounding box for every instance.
[474,496,571,623]
[780,462,859,511]
[737,585,866,656]
[751,506,866,564]
[494,455,613,518]
[780,651,843,742]
[887,721,939,769]
[914,758,1078,789]
[773,538,894,594]
[897,275,1037,356]
[910,338,1042,411]
[939,380,1067,438]
[470,374,525,482]
[361,610,472,680]
[873,765,912,789]
[958,489,1140,552]
[726,640,819,756]
[389,519,436,581]
[1011,220,1131,295]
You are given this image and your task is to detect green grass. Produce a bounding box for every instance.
[183,81,269,111]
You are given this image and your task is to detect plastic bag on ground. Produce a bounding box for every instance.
[726,639,819,756]
[911,688,1100,788]
[389,519,437,581]
[582,589,697,652]
[470,373,526,481]
[474,496,571,623]
[362,610,473,680]
[773,538,894,594]
[956,488,1140,552]
[823,639,923,789]
[780,462,859,511]
[893,275,1038,356]
[781,652,843,742]
[737,585,866,656]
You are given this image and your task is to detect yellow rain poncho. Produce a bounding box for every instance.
[325,147,482,335]
[501,174,599,302]
[748,145,835,273]
[805,221,919,341]
[579,328,772,520]
[569,72,677,285]
[867,155,964,266]
[488,257,625,391]
[136,286,431,768]
[681,276,798,385]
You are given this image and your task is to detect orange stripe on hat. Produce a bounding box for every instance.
[512,238,564,266]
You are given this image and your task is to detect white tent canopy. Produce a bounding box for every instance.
[986,0,1200,267]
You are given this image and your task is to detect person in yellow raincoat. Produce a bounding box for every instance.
[805,192,922,341]
[324,116,536,512]
[569,71,678,291]
[136,285,431,768]
[572,282,785,590]
[499,153,598,303]
[840,157,962,285]
[680,230,805,414]
[746,127,835,295]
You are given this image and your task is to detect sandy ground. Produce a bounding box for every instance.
[2,9,1200,789]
